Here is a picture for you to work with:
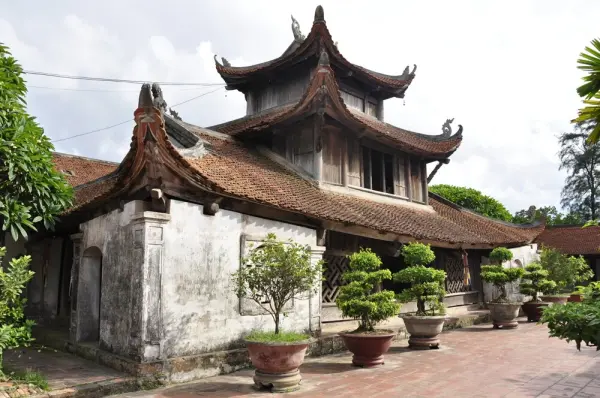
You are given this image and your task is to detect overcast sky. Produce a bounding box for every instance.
[1,0,598,213]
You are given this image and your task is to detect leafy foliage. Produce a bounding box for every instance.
[394,243,446,316]
[245,330,309,343]
[488,247,513,265]
[558,124,600,221]
[512,205,583,226]
[574,38,600,144]
[429,184,512,222]
[0,247,35,372]
[539,247,594,292]
[540,283,600,351]
[231,234,322,336]
[336,248,400,332]
[0,43,73,242]
[481,264,525,303]
[519,262,557,302]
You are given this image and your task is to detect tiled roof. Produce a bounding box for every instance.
[210,59,462,158]
[52,152,117,187]
[183,130,542,246]
[215,6,414,98]
[535,225,600,255]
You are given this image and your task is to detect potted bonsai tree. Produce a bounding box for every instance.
[393,242,447,349]
[481,247,525,329]
[539,247,594,304]
[336,248,400,367]
[519,262,557,322]
[231,233,323,393]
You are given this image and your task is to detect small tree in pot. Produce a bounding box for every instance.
[481,247,525,329]
[393,242,447,349]
[336,248,400,367]
[231,233,322,393]
[519,262,557,322]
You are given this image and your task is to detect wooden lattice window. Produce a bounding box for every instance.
[322,254,350,303]
[445,256,471,293]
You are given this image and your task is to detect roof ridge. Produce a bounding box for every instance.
[53,151,119,166]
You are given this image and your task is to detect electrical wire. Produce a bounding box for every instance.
[24,70,226,87]
[29,85,213,93]
[51,86,224,143]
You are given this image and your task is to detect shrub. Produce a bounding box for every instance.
[336,248,400,332]
[519,262,557,302]
[481,265,525,303]
[231,233,323,337]
[489,247,513,265]
[394,243,446,316]
[540,287,600,351]
[0,247,35,372]
[539,247,594,292]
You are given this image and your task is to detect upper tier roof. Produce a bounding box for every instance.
[211,49,462,159]
[214,5,417,99]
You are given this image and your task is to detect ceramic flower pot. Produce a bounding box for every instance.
[488,302,522,329]
[521,301,550,322]
[246,339,310,393]
[401,315,446,349]
[339,330,395,367]
[541,295,569,304]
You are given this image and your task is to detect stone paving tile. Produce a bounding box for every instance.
[112,320,600,398]
[3,346,125,391]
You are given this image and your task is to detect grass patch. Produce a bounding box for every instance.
[2,370,49,391]
[245,330,309,343]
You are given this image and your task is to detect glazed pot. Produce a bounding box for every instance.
[339,330,395,367]
[488,302,522,329]
[401,315,446,349]
[521,301,550,322]
[568,293,583,303]
[245,339,310,393]
[541,295,569,304]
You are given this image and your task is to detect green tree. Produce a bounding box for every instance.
[558,124,600,221]
[231,234,322,335]
[0,43,73,372]
[429,184,512,222]
[574,38,600,144]
[539,247,594,292]
[512,205,584,226]
[0,43,73,243]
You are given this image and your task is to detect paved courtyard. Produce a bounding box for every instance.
[111,321,600,398]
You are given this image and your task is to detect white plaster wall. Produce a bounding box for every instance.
[161,199,317,359]
[79,200,146,355]
[483,244,539,303]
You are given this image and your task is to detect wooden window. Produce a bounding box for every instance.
[394,155,407,197]
[366,101,377,117]
[361,146,394,194]
[322,129,343,184]
[410,159,423,202]
[340,90,364,112]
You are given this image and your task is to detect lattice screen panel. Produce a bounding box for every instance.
[445,257,470,293]
[322,254,350,303]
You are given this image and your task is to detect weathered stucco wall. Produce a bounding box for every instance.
[78,200,147,356]
[161,200,319,363]
[483,244,539,303]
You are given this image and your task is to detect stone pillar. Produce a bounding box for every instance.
[309,245,326,335]
[69,233,83,343]
[130,212,171,362]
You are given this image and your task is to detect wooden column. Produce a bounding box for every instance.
[406,157,412,201]
[313,113,324,183]
[421,161,428,204]
[69,233,83,343]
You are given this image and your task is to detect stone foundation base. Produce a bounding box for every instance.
[254,369,302,393]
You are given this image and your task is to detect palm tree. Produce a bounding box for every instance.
[575,39,600,144]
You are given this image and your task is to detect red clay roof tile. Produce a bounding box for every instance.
[535,225,600,255]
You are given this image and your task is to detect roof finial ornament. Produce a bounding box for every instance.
[400,64,417,79]
[221,57,231,67]
[318,48,330,66]
[169,108,182,121]
[314,5,325,24]
[138,83,154,108]
[151,83,168,113]
[291,15,305,41]
[441,118,455,137]
[527,205,537,223]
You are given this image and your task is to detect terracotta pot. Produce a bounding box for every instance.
[245,339,310,393]
[339,330,395,367]
[568,294,583,303]
[541,295,569,304]
[488,302,521,329]
[401,315,446,349]
[521,301,550,322]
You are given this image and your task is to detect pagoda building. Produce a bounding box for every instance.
[4,5,544,382]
